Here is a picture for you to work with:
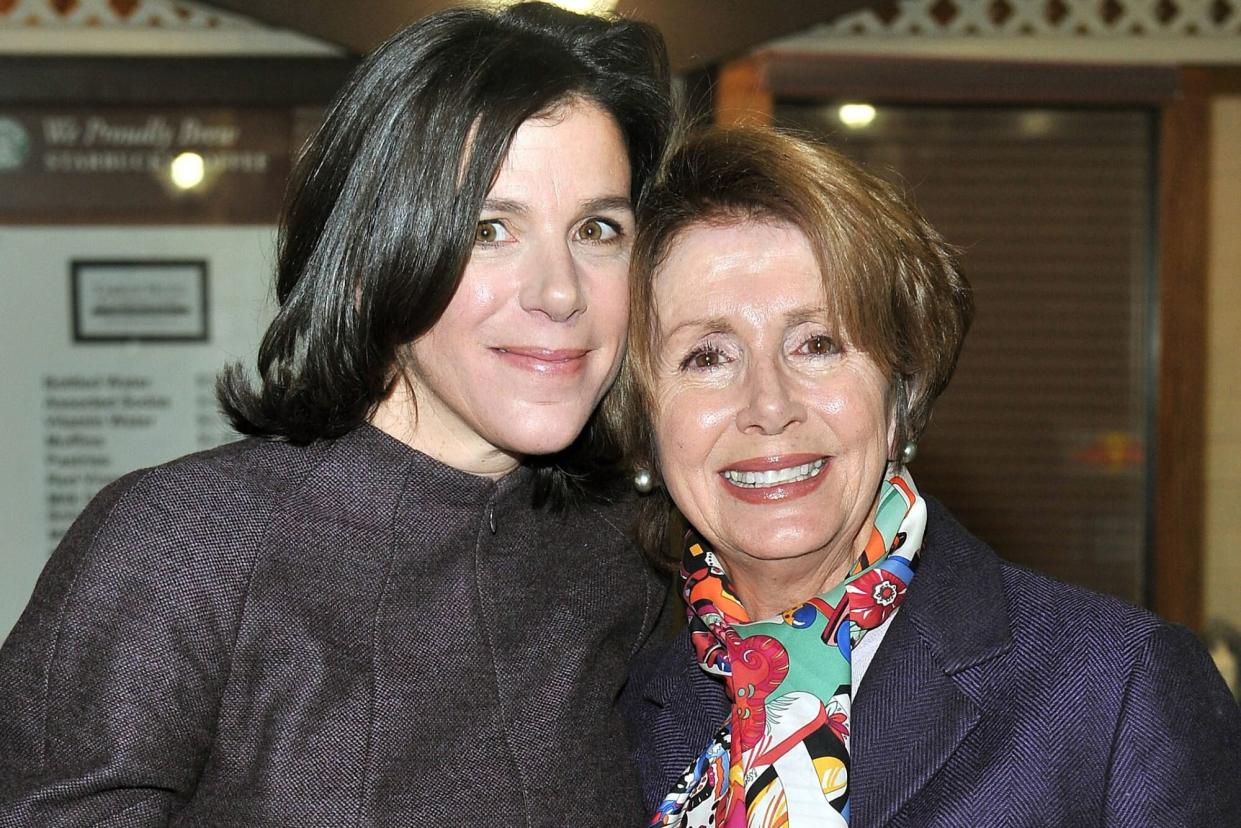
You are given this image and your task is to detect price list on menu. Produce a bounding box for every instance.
[40,371,235,549]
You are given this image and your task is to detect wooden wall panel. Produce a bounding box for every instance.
[1153,68,1210,628]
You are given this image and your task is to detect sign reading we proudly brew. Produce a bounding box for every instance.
[0,108,291,223]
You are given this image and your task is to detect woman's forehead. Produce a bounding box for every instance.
[653,222,823,305]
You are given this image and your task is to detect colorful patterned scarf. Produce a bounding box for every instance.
[651,469,925,828]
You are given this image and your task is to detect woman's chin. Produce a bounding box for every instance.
[494,423,588,459]
[706,520,863,575]
[718,534,841,566]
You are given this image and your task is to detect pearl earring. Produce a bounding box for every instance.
[898,441,918,465]
[633,468,655,494]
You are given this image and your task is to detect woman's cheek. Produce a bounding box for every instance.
[656,384,732,445]
[818,393,846,416]
[692,398,733,431]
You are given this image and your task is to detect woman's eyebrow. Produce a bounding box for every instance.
[785,306,832,326]
[582,195,633,214]
[481,197,526,215]
[659,307,830,344]
[662,316,734,340]
[480,195,632,215]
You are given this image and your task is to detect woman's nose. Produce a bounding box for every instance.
[519,242,587,323]
[736,361,806,435]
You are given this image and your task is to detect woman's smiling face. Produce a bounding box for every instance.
[390,100,633,477]
[651,219,894,599]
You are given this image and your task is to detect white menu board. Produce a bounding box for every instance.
[0,226,276,641]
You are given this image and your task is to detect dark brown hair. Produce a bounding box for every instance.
[605,126,973,565]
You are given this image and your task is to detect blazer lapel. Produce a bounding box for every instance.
[850,499,1013,828]
[643,629,732,790]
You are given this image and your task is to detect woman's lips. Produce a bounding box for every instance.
[717,454,830,504]
[493,347,590,376]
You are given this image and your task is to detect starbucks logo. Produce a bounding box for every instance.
[0,117,30,171]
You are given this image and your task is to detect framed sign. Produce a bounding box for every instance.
[70,259,209,343]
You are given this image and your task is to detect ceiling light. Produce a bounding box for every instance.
[533,0,619,13]
[838,103,877,129]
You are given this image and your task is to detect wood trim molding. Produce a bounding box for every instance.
[1200,66,1241,96]
[0,57,355,105]
[758,52,1181,104]
[714,56,775,127]
[1151,67,1211,629]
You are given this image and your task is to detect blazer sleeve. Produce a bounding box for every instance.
[1104,621,1241,826]
[0,468,252,826]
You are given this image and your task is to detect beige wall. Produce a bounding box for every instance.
[1204,95,1241,631]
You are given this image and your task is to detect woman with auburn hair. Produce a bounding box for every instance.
[0,4,673,824]
[615,126,1240,827]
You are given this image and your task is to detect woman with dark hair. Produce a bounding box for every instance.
[0,4,673,824]
[614,127,1240,827]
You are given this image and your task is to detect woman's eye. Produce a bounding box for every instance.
[475,220,509,244]
[800,334,838,356]
[576,218,620,243]
[682,347,726,371]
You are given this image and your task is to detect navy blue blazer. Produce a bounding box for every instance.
[622,499,1241,827]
